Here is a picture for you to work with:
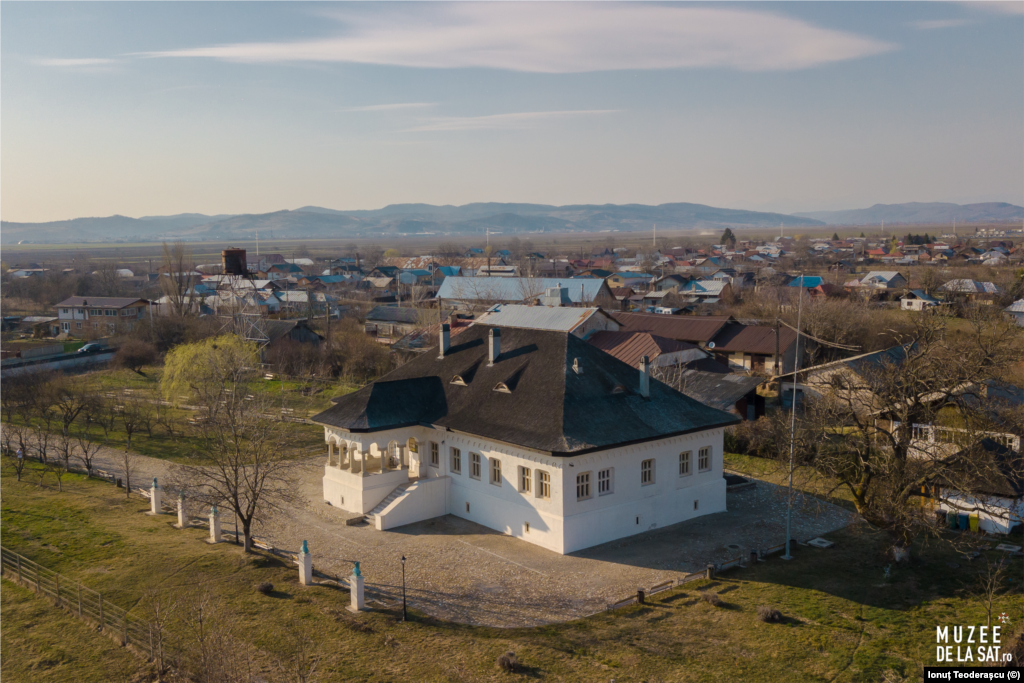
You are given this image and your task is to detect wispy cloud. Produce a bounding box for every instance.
[140,5,894,74]
[338,102,437,113]
[912,19,971,30]
[33,57,119,68]
[403,109,618,133]
[964,2,1024,16]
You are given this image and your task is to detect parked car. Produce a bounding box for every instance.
[77,343,103,353]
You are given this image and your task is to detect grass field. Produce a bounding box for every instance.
[8,366,343,463]
[2,462,1021,682]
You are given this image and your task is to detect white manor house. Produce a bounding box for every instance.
[312,323,740,554]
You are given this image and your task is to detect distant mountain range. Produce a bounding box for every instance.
[3,200,1020,244]
[793,202,1024,226]
[1,202,824,244]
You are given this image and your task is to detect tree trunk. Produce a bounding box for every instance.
[242,522,253,553]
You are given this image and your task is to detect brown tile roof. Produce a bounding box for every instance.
[612,312,732,343]
[610,287,634,299]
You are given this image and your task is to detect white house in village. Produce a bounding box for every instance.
[312,323,740,554]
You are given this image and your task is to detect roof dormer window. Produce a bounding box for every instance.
[450,375,467,386]
[493,382,511,394]
[611,385,626,394]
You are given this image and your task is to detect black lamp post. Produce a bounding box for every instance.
[401,555,407,622]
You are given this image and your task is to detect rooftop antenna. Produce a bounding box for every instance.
[653,224,656,249]
[256,230,260,257]
[780,222,783,240]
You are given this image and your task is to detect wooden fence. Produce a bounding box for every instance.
[0,545,174,669]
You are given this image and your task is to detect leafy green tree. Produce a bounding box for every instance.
[832,232,840,241]
[162,335,260,414]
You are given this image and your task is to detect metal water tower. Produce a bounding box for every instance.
[222,248,247,275]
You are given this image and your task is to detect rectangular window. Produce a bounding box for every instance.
[430,442,439,468]
[490,458,502,486]
[641,459,654,485]
[105,310,115,316]
[470,452,481,480]
[450,447,461,474]
[598,468,613,495]
[520,467,532,493]
[537,470,550,499]
[576,472,591,501]
[694,500,699,510]
[76,322,82,329]
[90,309,102,315]
[698,447,711,472]
[679,451,692,477]
[524,522,529,533]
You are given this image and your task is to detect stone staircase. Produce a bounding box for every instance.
[367,478,420,526]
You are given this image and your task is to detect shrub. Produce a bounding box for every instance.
[113,339,158,374]
[758,605,782,623]
[701,592,723,607]
[496,651,519,673]
[256,582,274,595]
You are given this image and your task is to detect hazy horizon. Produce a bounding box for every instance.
[2,1,1022,223]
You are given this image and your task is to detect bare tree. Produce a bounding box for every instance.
[117,445,141,499]
[160,241,199,318]
[786,312,1023,561]
[119,396,152,453]
[2,425,29,482]
[274,631,324,683]
[74,428,106,478]
[172,374,299,552]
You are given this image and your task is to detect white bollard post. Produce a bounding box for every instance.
[347,561,365,613]
[297,540,313,586]
[149,478,162,515]
[177,492,189,528]
[209,506,221,543]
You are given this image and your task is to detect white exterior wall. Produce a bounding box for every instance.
[559,429,726,553]
[938,491,1024,534]
[320,424,727,554]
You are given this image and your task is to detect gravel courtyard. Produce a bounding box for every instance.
[78,443,857,628]
[258,459,858,628]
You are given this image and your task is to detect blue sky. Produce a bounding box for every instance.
[2,1,1022,223]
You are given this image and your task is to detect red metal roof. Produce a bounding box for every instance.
[587,331,697,368]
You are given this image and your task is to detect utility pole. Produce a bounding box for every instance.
[782,281,804,561]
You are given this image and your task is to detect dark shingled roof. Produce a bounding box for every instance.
[939,438,1024,499]
[312,325,740,456]
[710,322,798,355]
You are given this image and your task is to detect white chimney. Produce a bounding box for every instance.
[639,355,650,398]
[439,323,451,358]
[488,328,501,366]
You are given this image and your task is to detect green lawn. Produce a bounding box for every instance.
[2,463,1021,682]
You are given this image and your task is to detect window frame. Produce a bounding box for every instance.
[698,446,711,473]
[519,466,532,494]
[490,457,502,486]
[679,451,692,477]
[641,458,655,486]
[576,472,592,501]
[450,447,461,474]
[470,452,481,480]
[598,467,614,495]
[537,470,550,499]
[429,441,439,468]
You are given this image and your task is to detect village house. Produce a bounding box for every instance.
[437,277,616,310]
[613,313,800,374]
[473,302,619,338]
[364,306,449,340]
[901,290,941,311]
[54,296,150,335]
[933,439,1023,534]
[312,324,740,554]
